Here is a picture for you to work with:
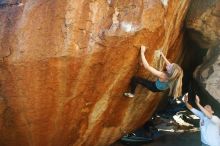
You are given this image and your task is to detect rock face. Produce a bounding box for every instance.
[0,0,190,146]
[186,0,220,103]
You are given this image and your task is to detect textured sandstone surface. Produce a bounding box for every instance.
[0,0,190,146]
[186,0,220,103]
[186,0,220,49]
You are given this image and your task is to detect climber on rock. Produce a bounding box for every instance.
[124,45,183,99]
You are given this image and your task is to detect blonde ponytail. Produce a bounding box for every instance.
[167,64,183,98]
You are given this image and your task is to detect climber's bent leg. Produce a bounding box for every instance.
[130,76,161,94]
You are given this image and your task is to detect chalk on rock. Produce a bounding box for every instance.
[107,0,112,5]
[154,50,161,58]
[161,0,169,7]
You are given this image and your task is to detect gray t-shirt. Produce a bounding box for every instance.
[191,108,220,146]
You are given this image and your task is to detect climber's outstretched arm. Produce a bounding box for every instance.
[160,50,171,66]
[141,46,165,79]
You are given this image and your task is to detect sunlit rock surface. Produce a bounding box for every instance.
[186,0,220,103]
[0,0,190,145]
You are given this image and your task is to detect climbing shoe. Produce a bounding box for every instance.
[124,92,135,98]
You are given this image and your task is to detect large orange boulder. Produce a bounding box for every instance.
[0,0,190,146]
